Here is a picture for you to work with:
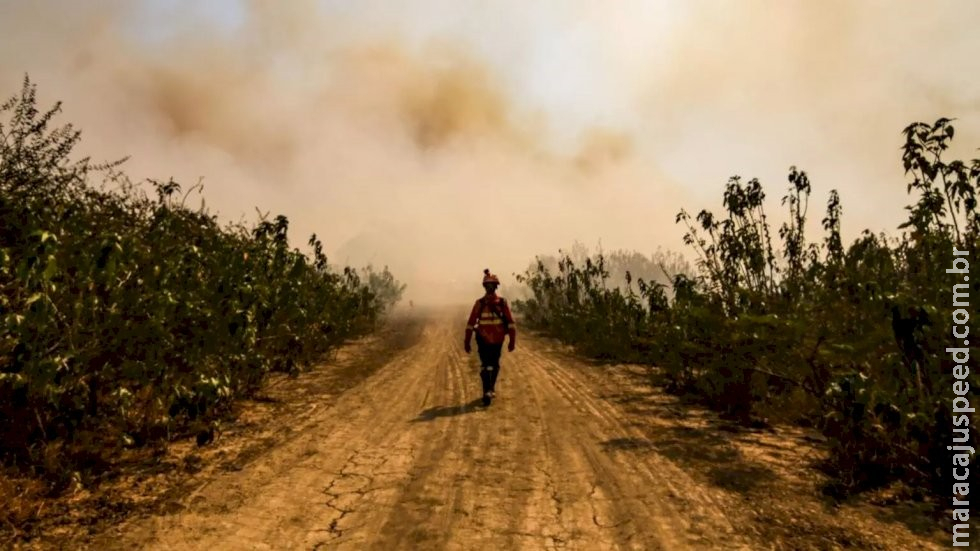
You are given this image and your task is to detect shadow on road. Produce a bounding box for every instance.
[600,428,777,495]
[412,398,485,422]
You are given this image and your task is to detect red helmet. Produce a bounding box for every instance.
[482,269,500,285]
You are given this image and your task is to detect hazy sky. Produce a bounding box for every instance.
[1,1,978,303]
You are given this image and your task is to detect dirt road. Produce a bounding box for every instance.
[92,309,944,550]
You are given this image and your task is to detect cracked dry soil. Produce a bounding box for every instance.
[86,309,944,550]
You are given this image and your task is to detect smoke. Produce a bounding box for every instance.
[1,1,977,304]
[639,0,980,229]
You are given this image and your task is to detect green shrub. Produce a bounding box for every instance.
[516,116,979,497]
[0,77,404,485]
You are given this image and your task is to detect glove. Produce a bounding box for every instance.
[464,341,472,354]
[507,340,515,352]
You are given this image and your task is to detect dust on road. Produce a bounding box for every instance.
[88,309,944,550]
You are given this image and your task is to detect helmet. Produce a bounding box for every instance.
[482,269,500,285]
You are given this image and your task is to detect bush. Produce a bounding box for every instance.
[515,117,979,497]
[0,77,405,486]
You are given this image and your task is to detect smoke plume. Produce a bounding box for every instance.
[1,1,976,303]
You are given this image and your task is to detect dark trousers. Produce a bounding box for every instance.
[476,337,503,395]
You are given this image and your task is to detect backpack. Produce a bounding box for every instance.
[477,296,510,332]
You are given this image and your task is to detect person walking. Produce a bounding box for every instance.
[464,269,517,406]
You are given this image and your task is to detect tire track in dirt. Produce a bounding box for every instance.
[517,344,749,549]
[437,339,550,551]
[367,323,480,549]
[88,309,937,550]
[98,322,439,550]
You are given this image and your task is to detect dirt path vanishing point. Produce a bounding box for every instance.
[88,308,945,550]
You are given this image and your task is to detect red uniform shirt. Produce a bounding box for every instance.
[465,294,517,345]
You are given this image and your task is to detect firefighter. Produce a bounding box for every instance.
[464,269,517,406]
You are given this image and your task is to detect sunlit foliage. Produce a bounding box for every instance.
[0,78,404,487]
[517,117,979,497]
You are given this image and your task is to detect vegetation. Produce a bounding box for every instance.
[0,77,404,489]
[515,246,689,361]
[517,243,691,297]
[516,117,979,498]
